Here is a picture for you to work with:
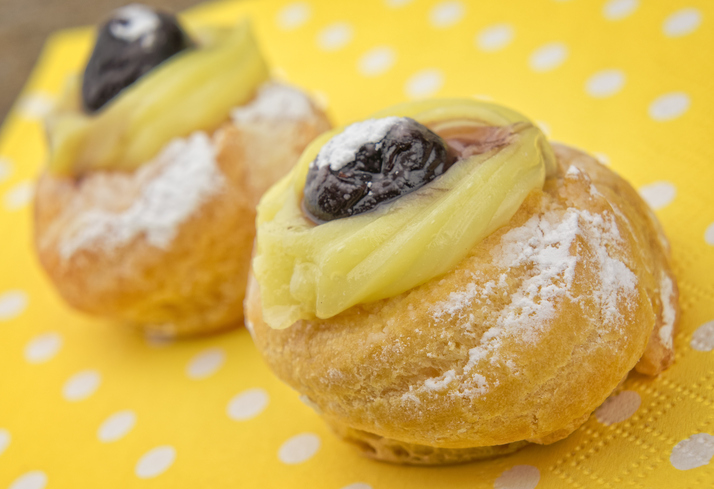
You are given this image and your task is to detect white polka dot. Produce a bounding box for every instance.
[277,2,311,30]
[595,390,641,425]
[317,22,353,51]
[0,428,10,456]
[17,93,54,119]
[585,69,625,98]
[593,152,610,165]
[8,471,47,489]
[494,465,540,489]
[278,433,321,464]
[535,120,551,137]
[603,0,639,21]
[671,433,714,470]
[705,222,714,246]
[0,290,28,321]
[24,332,62,364]
[405,69,444,99]
[664,8,702,37]
[0,157,12,183]
[691,321,714,351]
[384,0,413,7]
[145,333,174,348]
[649,92,690,121]
[358,46,396,77]
[4,180,34,210]
[476,24,514,52]
[136,445,176,479]
[299,394,323,414]
[529,42,568,72]
[429,1,465,28]
[227,388,269,421]
[639,181,676,210]
[98,410,136,442]
[62,370,101,401]
[341,484,372,489]
[186,347,225,379]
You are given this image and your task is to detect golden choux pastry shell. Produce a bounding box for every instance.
[246,144,677,464]
[35,84,330,338]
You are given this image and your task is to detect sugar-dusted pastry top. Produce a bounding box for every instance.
[46,11,269,176]
[246,144,678,452]
[253,99,556,329]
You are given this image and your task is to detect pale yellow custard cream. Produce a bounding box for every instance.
[253,99,558,329]
[46,20,268,175]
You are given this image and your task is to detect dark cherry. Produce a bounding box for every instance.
[82,4,192,113]
[303,117,455,223]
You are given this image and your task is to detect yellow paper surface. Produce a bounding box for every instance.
[1,0,713,487]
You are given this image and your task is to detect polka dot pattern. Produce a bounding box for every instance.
[63,370,101,401]
[494,465,540,489]
[405,69,444,99]
[593,152,610,165]
[639,182,677,210]
[24,332,62,363]
[595,390,641,425]
[664,8,702,38]
[278,433,321,464]
[0,157,11,183]
[358,46,396,77]
[691,321,714,352]
[603,0,639,21]
[476,24,514,52]
[0,428,10,456]
[186,347,225,379]
[429,1,465,28]
[277,2,311,30]
[317,22,353,51]
[585,69,625,98]
[0,290,28,321]
[136,445,176,478]
[98,410,136,442]
[0,0,713,487]
[384,0,412,7]
[649,92,690,121]
[8,471,47,489]
[670,434,714,470]
[529,42,568,72]
[227,388,270,421]
[3,181,34,211]
[705,223,714,246]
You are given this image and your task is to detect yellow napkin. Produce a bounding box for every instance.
[1,0,713,487]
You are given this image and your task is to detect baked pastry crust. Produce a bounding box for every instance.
[246,143,677,464]
[35,88,330,337]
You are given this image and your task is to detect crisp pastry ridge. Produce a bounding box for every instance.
[246,143,677,464]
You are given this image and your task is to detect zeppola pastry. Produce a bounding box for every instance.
[34,4,330,337]
[246,99,678,464]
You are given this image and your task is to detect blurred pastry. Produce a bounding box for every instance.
[246,99,677,464]
[34,4,331,337]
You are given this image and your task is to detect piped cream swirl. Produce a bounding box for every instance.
[254,99,557,329]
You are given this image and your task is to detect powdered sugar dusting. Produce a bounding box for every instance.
[59,131,224,258]
[231,82,315,123]
[423,369,456,392]
[110,4,160,45]
[314,117,402,171]
[659,272,676,349]
[425,205,638,396]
